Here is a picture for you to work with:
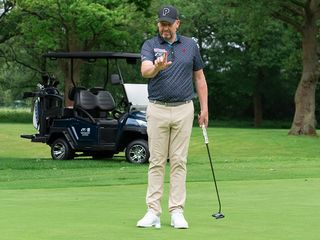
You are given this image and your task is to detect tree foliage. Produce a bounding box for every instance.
[1,0,319,134]
[0,0,153,106]
[223,0,320,135]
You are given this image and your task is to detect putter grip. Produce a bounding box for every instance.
[201,125,209,144]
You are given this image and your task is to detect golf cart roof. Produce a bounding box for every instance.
[43,51,140,60]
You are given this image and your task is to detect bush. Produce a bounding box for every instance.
[0,108,33,123]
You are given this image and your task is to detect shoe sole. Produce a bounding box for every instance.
[171,223,188,229]
[137,223,161,229]
[172,225,189,229]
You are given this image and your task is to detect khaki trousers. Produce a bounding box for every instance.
[146,101,194,215]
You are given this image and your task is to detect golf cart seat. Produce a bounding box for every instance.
[89,87,104,94]
[72,87,118,126]
[68,86,86,101]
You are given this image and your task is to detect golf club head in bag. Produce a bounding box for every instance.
[201,125,225,219]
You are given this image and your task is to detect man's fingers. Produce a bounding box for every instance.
[155,52,172,70]
[164,51,168,62]
[159,53,167,64]
[198,112,208,128]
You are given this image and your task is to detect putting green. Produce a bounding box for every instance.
[0,178,319,240]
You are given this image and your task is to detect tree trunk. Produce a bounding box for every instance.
[253,92,262,127]
[253,69,264,127]
[62,32,82,107]
[289,16,319,136]
[62,59,82,107]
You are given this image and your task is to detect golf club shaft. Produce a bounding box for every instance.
[201,126,223,213]
[205,143,222,213]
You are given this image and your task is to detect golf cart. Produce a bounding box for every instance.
[21,51,149,164]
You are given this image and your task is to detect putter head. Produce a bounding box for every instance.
[212,212,225,219]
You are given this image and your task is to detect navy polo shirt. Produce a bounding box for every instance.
[141,34,205,102]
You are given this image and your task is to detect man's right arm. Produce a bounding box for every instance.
[141,52,172,79]
[141,60,161,78]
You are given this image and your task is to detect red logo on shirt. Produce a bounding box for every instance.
[182,48,186,53]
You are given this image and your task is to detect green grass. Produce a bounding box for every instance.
[0,123,320,240]
[1,179,319,240]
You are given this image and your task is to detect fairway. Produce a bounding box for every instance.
[0,124,320,239]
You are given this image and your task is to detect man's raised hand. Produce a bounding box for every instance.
[154,52,172,71]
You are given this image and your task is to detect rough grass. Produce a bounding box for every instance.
[0,108,32,123]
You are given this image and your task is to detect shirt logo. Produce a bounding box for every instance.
[163,8,170,16]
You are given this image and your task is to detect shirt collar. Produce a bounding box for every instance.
[158,34,181,45]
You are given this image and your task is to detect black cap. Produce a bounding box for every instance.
[157,5,179,23]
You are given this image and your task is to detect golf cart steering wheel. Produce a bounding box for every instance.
[112,110,123,119]
[119,97,129,109]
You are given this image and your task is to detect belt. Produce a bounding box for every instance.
[149,99,191,107]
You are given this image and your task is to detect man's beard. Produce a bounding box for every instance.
[160,30,173,41]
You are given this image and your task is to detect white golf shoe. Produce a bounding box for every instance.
[136,209,161,228]
[171,209,189,229]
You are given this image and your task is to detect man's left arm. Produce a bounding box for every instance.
[194,69,208,127]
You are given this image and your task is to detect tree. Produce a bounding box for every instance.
[4,0,152,106]
[213,5,299,127]
[273,1,320,135]
[224,0,320,135]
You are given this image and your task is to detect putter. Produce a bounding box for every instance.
[201,125,225,219]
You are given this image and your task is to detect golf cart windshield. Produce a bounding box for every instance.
[124,84,148,111]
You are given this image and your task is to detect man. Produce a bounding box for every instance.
[137,5,208,229]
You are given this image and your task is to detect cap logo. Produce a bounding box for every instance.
[163,8,170,16]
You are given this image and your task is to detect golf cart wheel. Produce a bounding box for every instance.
[125,139,149,164]
[51,138,74,160]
